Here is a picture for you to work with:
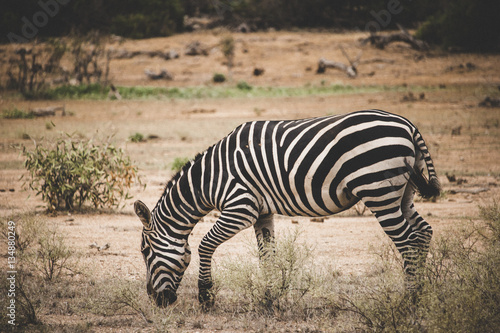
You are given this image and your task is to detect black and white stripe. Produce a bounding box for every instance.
[134,109,440,307]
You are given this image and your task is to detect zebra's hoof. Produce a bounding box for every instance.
[198,288,215,310]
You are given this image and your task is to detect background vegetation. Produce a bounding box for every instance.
[2,0,499,51]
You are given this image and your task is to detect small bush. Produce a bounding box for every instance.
[236,81,252,91]
[32,225,75,281]
[0,213,78,327]
[171,157,190,173]
[220,35,235,73]
[129,132,145,143]
[21,133,141,212]
[220,229,335,316]
[212,73,226,83]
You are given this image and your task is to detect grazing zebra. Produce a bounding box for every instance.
[134,109,440,307]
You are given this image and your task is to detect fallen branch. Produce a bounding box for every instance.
[317,58,357,77]
[30,105,65,117]
[144,69,173,80]
[317,45,361,78]
[109,48,179,60]
[360,24,429,51]
[449,187,489,195]
[185,41,208,56]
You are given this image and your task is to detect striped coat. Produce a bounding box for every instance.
[134,109,440,307]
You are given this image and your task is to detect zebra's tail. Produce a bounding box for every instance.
[407,129,441,199]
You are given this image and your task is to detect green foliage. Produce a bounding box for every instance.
[212,73,226,83]
[129,132,145,143]
[1,107,34,119]
[220,34,235,73]
[416,0,500,51]
[171,157,190,173]
[43,83,110,100]
[236,81,252,91]
[21,133,141,212]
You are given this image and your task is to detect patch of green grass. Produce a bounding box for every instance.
[1,107,34,119]
[37,83,430,101]
[47,83,109,99]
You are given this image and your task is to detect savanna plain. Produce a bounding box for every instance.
[1,31,500,332]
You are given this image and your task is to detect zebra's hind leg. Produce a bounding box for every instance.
[401,184,433,286]
[359,185,423,291]
[253,214,275,260]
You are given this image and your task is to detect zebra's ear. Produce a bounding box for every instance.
[134,200,152,229]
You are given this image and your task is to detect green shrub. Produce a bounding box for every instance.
[21,133,141,212]
[220,35,235,73]
[212,73,226,83]
[171,157,190,173]
[129,132,145,143]
[236,81,252,91]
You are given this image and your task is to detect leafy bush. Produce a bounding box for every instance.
[212,73,226,83]
[21,133,141,212]
[129,132,145,143]
[171,157,190,172]
[236,81,252,91]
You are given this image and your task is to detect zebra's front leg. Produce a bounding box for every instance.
[253,214,275,260]
[197,206,258,309]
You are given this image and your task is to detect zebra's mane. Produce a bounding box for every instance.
[160,144,215,197]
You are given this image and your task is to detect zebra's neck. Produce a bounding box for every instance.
[151,154,212,239]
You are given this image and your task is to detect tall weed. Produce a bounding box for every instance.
[219,229,338,318]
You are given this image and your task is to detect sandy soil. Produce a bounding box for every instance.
[0,30,499,332]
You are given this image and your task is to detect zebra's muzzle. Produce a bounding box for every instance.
[147,283,177,307]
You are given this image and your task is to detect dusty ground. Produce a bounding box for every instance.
[1,30,499,332]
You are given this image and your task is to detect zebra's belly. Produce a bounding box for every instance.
[259,182,359,217]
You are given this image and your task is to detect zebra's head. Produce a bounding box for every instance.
[134,200,191,307]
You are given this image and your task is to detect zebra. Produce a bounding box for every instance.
[134,109,440,307]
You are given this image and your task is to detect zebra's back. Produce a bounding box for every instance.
[206,110,418,217]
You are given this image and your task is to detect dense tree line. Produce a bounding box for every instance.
[2,0,183,42]
[2,0,498,51]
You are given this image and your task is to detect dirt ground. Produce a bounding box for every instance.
[1,30,499,332]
